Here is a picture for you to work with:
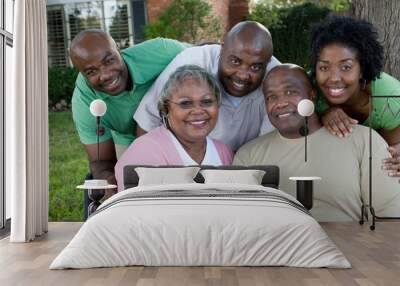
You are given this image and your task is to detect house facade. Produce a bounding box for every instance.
[147,0,251,35]
[47,0,147,67]
[47,0,251,67]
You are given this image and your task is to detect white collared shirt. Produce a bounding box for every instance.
[225,93,244,108]
[168,130,222,165]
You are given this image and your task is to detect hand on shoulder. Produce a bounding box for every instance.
[321,107,358,138]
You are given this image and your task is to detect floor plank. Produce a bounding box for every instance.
[0,222,399,286]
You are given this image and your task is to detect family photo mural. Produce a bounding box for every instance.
[44,0,400,229]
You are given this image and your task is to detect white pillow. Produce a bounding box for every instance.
[200,169,266,185]
[135,167,200,186]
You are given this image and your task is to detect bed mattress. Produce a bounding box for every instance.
[50,183,350,269]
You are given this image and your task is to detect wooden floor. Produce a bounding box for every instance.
[0,221,399,286]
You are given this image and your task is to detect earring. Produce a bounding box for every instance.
[161,114,169,128]
[361,78,367,90]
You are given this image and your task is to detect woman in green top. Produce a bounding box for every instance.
[310,16,400,179]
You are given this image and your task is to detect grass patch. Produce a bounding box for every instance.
[49,111,88,221]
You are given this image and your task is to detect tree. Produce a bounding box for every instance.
[144,0,221,44]
[248,2,330,68]
[352,0,400,80]
[254,0,350,11]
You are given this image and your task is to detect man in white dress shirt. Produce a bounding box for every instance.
[134,21,281,151]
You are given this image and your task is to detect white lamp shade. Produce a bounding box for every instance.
[297,99,314,117]
[90,99,107,117]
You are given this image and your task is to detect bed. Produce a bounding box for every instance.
[50,165,350,269]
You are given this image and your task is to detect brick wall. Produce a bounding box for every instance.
[227,0,250,31]
[146,0,173,23]
[146,0,250,35]
[207,0,230,35]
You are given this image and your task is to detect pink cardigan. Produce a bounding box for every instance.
[115,126,233,192]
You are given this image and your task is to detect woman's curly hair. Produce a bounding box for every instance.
[310,16,384,83]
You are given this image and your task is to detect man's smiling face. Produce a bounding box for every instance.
[263,66,315,138]
[218,37,271,97]
[70,33,129,96]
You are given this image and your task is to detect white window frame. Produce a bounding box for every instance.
[0,0,13,232]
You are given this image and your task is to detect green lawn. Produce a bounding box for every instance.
[49,111,88,221]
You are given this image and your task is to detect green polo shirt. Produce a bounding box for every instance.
[315,72,400,131]
[72,38,190,146]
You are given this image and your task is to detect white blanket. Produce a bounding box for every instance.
[50,183,350,269]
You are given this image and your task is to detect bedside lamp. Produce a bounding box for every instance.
[290,99,319,211]
[77,99,116,216]
[89,99,107,161]
[297,99,314,162]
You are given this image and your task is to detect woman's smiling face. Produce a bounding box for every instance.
[167,78,219,144]
[316,43,362,105]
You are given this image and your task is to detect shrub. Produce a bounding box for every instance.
[144,0,221,44]
[248,2,330,68]
[48,67,78,105]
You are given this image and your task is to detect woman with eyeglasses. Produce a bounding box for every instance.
[115,65,233,192]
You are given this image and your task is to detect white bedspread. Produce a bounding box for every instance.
[50,183,350,269]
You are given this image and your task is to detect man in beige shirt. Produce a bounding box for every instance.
[234,64,400,221]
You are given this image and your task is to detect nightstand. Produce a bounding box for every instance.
[77,184,117,215]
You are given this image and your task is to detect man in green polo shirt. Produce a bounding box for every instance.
[70,30,188,186]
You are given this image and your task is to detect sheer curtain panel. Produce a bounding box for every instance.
[8,0,48,242]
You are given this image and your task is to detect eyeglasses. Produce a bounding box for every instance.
[167,98,217,110]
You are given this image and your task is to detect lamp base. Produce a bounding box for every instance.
[88,188,105,215]
[296,180,313,210]
[289,177,321,211]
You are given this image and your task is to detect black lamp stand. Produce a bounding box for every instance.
[359,95,400,230]
[296,180,313,210]
[86,116,106,216]
[304,117,308,162]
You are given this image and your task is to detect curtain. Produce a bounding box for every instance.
[8,0,48,242]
